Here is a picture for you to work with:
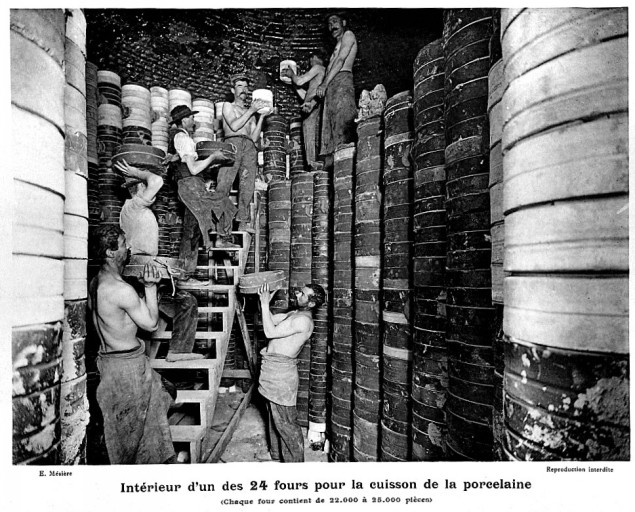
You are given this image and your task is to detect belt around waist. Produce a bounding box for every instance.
[224,134,256,146]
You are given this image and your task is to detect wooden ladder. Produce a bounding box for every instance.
[149,231,257,463]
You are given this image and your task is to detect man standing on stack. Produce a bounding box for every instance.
[316,12,358,156]
[168,104,234,272]
[283,53,326,170]
[116,160,203,362]
[257,282,326,462]
[216,73,267,246]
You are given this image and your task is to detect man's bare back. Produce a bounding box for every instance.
[89,272,142,352]
[88,232,161,354]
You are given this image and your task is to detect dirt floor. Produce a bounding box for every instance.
[217,390,328,464]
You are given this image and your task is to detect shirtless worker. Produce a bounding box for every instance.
[88,225,175,464]
[315,12,358,156]
[215,73,267,245]
[257,282,327,462]
[283,53,326,169]
[116,160,203,362]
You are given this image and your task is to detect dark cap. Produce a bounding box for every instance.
[326,11,347,23]
[230,72,250,87]
[170,105,198,124]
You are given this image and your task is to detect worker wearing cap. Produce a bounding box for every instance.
[168,105,233,277]
[316,12,358,155]
[215,73,267,247]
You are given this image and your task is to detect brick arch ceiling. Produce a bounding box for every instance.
[85,8,442,119]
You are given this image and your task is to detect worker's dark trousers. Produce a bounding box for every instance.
[267,401,305,462]
[158,288,198,354]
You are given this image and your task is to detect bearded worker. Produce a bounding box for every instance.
[257,282,326,462]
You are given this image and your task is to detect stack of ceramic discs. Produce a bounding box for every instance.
[289,117,305,177]
[501,8,629,461]
[167,183,184,259]
[353,116,383,462]
[410,38,449,461]
[214,102,225,140]
[152,184,172,257]
[380,91,414,462]
[168,88,192,113]
[487,12,506,460]
[290,171,314,425]
[62,8,90,465]
[11,8,66,465]
[309,165,330,435]
[97,69,123,224]
[97,70,122,108]
[329,143,356,462]
[258,187,268,271]
[267,180,291,312]
[121,83,152,145]
[85,62,101,228]
[263,114,288,182]
[245,185,269,274]
[150,86,169,153]
[192,97,216,143]
[443,8,495,461]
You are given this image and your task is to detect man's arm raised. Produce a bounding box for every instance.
[115,160,163,202]
[223,100,266,133]
[258,283,308,339]
[118,263,161,332]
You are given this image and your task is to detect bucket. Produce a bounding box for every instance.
[279,59,297,83]
[252,88,274,115]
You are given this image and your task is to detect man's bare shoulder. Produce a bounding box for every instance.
[96,274,139,307]
[288,312,313,330]
[223,101,239,116]
[343,29,357,42]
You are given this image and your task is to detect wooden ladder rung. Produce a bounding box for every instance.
[152,331,223,340]
[175,389,215,404]
[170,425,206,443]
[151,357,222,371]
[222,368,252,379]
[176,283,235,292]
[197,306,231,314]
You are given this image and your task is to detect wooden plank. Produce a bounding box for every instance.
[176,283,234,292]
[254,194,261,273]
[203,383,255,463]
[170,424,205,442]
[222,369,252,379]
[197,306,231,314]
[151,357,221,371]
[152,331,222,340]
[236,305,256,376]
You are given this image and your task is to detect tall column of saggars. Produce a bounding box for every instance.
[11,8,90,465]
